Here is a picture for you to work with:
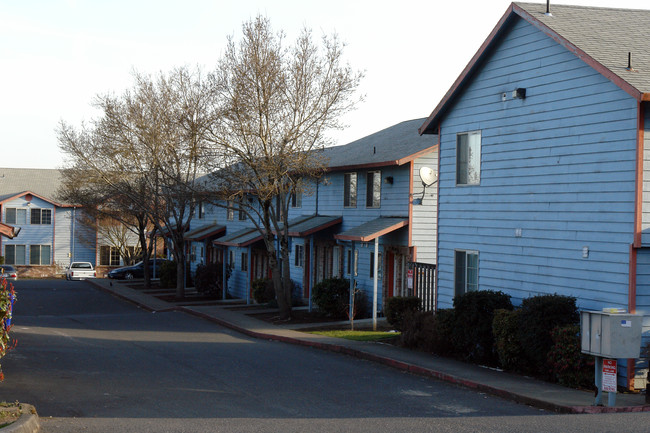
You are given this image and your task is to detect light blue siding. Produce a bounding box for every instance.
[436,17,637,309]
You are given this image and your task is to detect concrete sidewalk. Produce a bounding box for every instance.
[90,278,650,414]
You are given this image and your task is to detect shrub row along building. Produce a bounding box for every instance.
[2,2,650,389]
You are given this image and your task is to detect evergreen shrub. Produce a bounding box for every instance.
[452,290,513,365]
[384,296,421,331]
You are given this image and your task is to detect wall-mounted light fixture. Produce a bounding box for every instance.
[512,88,526,99]
[384,176,393,184]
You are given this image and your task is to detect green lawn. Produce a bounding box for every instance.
[308,329,400,342]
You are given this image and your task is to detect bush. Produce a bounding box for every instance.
[0,276,16,381]
[194,263,223,295]
[547,324,594,389]
[312,278,368,319]
[452,290,513,365]
[518,294,579,375]
[160,261,176,289]
[384,296,421,331]
[312,278,350,318]
[493,308,525,371]
[159,261,193,289]
[400,309,456,356]
[252,278,275,304]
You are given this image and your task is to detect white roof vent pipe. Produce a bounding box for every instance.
[545,0,552,16]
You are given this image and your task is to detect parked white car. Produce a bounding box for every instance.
[65,262,96,281]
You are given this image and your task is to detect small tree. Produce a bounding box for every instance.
[207,16,363,319]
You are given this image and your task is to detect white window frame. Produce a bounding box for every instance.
[366,171,381,208]
[294,244,304,268]
[291,191,302,208]
[454,249,479,297]
[30,208,52,225]
[344,172,357,208]
[29,244,51,266]
[456,131,481,185]
[5,208,26,225]
[4,245,26,265]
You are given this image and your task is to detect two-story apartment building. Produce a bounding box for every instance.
[184,118,438,313]
[419,2,650,388]
[0,168,137,277]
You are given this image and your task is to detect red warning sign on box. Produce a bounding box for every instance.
[602,359,617,393]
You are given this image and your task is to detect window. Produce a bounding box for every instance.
[5,208,26,225]
[30,208,52,225]
[344,172,357,208]
[291,191,302,208]
[456,131,481,185]
[29,245,51,265]
[198,202,204,219]
[366,171,381,208]
[229,250,235,268]
[369,252,383,279]
[241,252,248,271]
[238,200,246,221]
[346,249,358,276]
[4,245,26,265]
[100,246,121,266]
[227,201,234,221]
[455,250,478,297]
[295,244,304,267]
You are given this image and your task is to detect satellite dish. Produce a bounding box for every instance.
[419,167,437,187]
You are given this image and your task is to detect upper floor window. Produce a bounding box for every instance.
[31,208,52,225]
[366,171,381,208]
[291,191,302,208]
[198,201,204,219]
[455,250,478,297]
[344,172,357,208]
[5,208,27,225]
[238,200,247,221]
[456,131,481,185]
[227,201,234,221]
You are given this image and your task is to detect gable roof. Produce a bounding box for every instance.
[420,2,650,134]
[323,118,436,171]
[0,168,66,204]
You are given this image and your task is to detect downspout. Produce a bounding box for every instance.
[435,126,441,312]
[349,241,355,326]
[222,246,228,300]
[373,236,379,331]
[628,101,644,390]
[71,206,76,263]
[309,235,314,312]
[315,178,319,216]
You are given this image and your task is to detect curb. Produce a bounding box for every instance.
[90,281,650,415]
[3,404,40,433]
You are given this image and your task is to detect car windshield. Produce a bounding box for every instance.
[72,263,92,269]
[1,266,15,272]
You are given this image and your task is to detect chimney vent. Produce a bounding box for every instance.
[545,0,552,16]
[627,52,636,72]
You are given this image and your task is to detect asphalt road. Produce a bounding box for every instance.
[0,279,648,432]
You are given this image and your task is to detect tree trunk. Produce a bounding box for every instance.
[176,257,185,300]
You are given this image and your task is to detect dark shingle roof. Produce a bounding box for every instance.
[516,2,650,93]
[322,118,435,170]
[0,168,63,203]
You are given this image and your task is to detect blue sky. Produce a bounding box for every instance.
[2,0,648,168]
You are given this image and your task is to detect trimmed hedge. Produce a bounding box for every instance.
[452,290,513,365]
[518,294,578,375]
[194,263,222,294]
[252,278,275,304]
[547,324,594,389]
[312,278,367,319]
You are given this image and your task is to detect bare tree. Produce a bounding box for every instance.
[58,66,216,298]
[208,16,363,319]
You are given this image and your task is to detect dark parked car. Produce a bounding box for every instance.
[0,265,17,281]
[107,259,169,280]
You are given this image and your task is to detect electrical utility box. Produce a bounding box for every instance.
[580,310,642,359]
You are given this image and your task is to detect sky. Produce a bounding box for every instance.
[2,0,649,169]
